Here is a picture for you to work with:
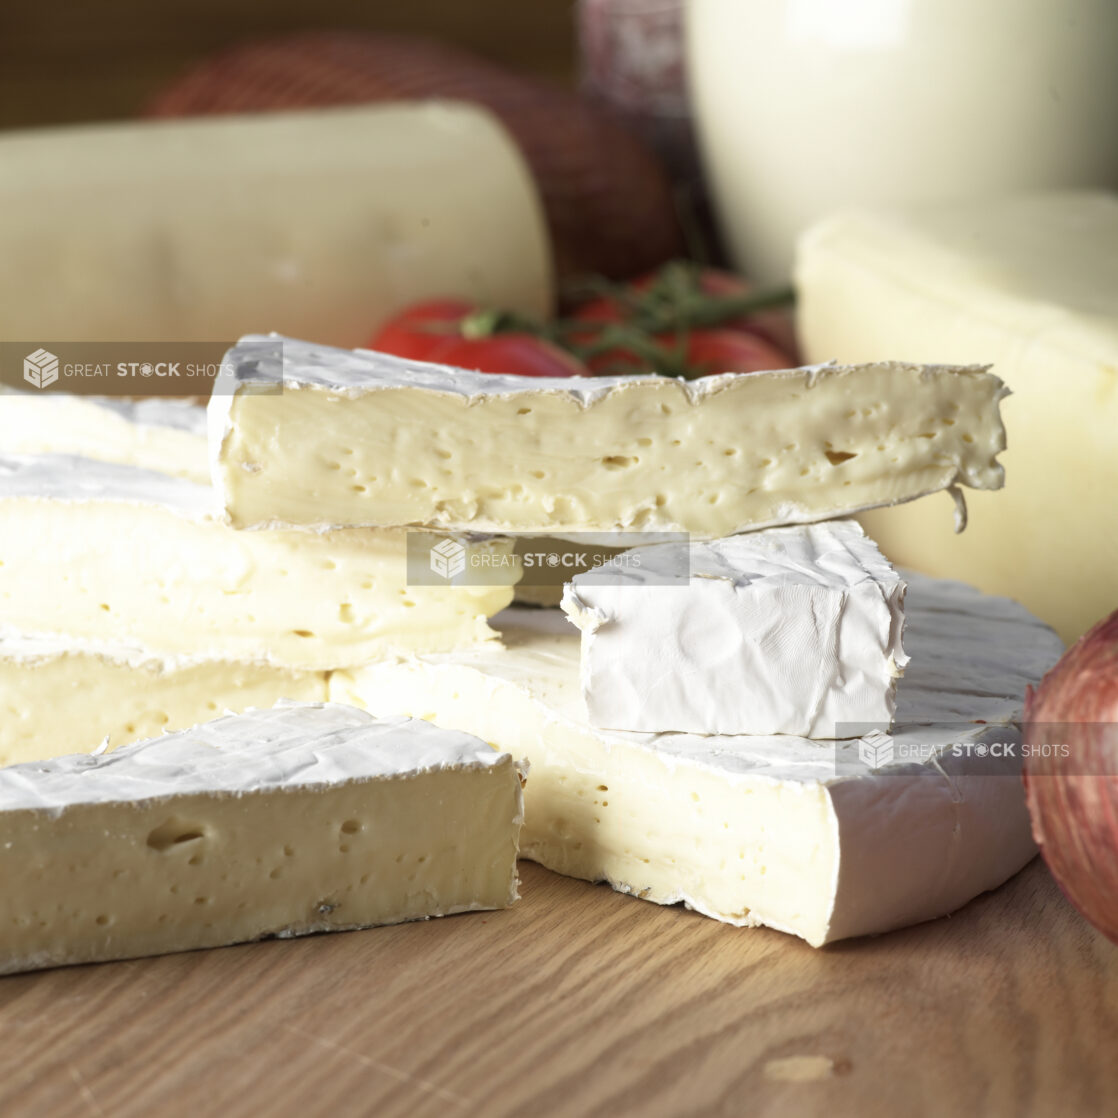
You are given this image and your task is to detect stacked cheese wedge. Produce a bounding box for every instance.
[0,334,1064,969]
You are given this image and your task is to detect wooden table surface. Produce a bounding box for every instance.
[0,857,1114,1117]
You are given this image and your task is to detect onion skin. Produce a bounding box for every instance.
[1023,608,1118,943]
[146,31,685,281]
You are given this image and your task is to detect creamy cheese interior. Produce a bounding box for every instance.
[0,454,515,670]
[0,636,327,766]
[211,338,1007,535]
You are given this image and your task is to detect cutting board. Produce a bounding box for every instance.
[0,857,1114,1117]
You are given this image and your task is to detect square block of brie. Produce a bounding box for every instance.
[0,453,515,670]
[0,702,525,975]
[560,521,907,737]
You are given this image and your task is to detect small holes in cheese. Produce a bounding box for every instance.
[147,818,207,852]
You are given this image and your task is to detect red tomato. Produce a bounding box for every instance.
[684,329,793,377]
[436,335,590,378]
[368,299,475,363]
[568,294,644,375]
[688,269,799,357]
[573,267,746,313]
[567,266,796,375]
[569,267,797,375]
[370,300,590,378]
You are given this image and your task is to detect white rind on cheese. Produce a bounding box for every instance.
[209,334,1008,535]
[0,631,328,766]
[561,520,908,736]
[0,391,209,483]
[0,702,525,975]
[0,450,213,516]
[796,191,1118,643]
[333,573,1064,946]
[0,702,517,808]
[0,453,516,670]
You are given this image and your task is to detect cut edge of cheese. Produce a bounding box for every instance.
[0,453,517,670]
[0,632,329,766]
[209,335,1007,536]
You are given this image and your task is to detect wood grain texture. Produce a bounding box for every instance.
[0,0,577,130]
[0,857,1114,1118]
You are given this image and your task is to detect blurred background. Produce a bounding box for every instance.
[1,0,1115,643]
[0,0,578,129]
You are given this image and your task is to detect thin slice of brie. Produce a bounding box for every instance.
[209,335,1007,534]
[333,573,1064,946]
[0,633,327,766]
[561,520,907,736]
[0,454,515,670]
[0,391,209,483]
[0,701,525,975]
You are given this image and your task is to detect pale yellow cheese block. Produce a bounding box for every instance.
[797,192,1118,642]
[0,704,524,974]
[0,103,551,344]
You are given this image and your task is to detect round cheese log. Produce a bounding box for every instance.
[0,101,552,344]
[145,31,685,280]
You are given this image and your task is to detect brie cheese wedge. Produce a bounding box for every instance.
[0,454,515,670]
[333,573,1064,946]
[210,335,1007,534]
[0,633,327,766]
[0,702,525,975]
[561,520,907,736]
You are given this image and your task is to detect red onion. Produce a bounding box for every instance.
[1023,608,1118,942]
